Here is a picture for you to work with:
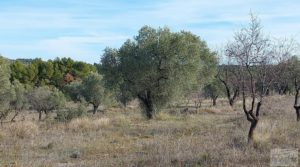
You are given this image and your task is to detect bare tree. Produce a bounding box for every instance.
[216,46,240,106]
[271,38,298,95]
[226,13,271,143]
[287,55,300,121]
[270,39,300,121]
[217,64,240,106]
[294,78,300,121]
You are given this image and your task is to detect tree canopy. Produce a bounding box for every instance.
[10,58,96,89]
[101,26,217,118]
[28,86,66,120]
[0,56,13,120]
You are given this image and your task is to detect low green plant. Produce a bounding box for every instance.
[56,104,87,122]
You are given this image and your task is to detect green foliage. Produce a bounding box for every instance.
[64,73,115,113]
[28,86,66,120]
[81,73,112,113]
[10,57,96,89]
[64,81,83,102]
[56,104,87,122]
[72,61,96,78]
[0,56,13,120]
[203,78,223,105]
[25,61,39,85]
[10,60,26,83]
[101,26,217,118]
[100,48,134,106]
[10,80,28,111]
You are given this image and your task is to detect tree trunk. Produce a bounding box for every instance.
[295,106,300,121]
[212,96,217,106]
[93,105,99,114]
[144,102,153,119]
[218,77,238,107]
[229,99,233,106]
[138,91,154,119]
[38,111,42,120]
[294,79,299,121]
[11,110,19,122]
[248,119,258,143]
[44,110,50,119]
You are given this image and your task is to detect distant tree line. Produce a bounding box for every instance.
[10,57,96,88]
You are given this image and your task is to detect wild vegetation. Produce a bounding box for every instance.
[0,14,299,166]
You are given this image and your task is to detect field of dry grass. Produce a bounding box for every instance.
[0,96,299,167]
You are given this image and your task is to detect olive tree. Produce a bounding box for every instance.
[203,78,223,106]
[98,49,134,107]
[64,81,83,102]
[101,26,216,119]
[10,80,28,122]
[0,56,13,122]
[81,73,110,114]
[28,86,66,120]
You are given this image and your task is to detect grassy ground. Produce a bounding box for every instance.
[0,96,299,167]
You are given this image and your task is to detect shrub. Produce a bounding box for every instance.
[56,104,87,122]
[28,86,66,120]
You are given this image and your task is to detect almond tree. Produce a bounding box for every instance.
[287,56,300,120]
[270,38,298,95]
[226,14,271,143]
[217,64,240,106]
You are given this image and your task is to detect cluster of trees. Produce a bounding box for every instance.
[1,26,218,122]
[0,56,101,122]
[10,58,96,88]
[201,14,300,143]
[0,14,299,145]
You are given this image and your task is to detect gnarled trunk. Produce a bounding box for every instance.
[218,76,239,107]
[144,101,154,119]
[38,110,42,120]
[93,105,99,114]
[248,119,258,143]
[212,96,218,106]
[244,102,261,144]
[241,68,262,144]
[295,107,300,121]
[294,79,300,121]
[138,90,154,119]
[44,110,50,119]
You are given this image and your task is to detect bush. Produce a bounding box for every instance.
[28,86,66,120]
[56,104,87,122]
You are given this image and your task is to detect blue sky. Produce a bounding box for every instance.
[0,0,299,64]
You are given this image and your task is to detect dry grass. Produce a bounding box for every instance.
[0,96,299,166]
[67,117,110,132]
[7,121,39,139]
